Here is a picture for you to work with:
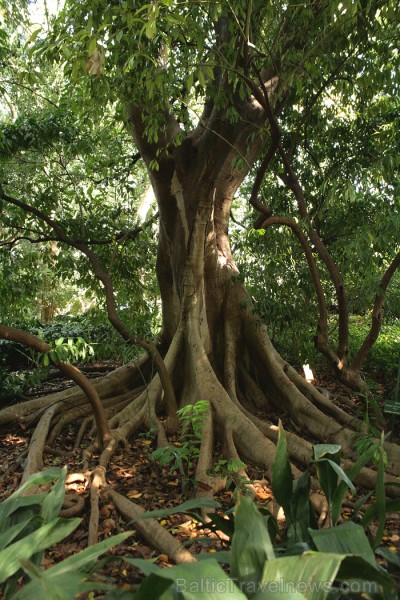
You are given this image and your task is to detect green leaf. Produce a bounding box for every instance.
[28,28,42,43]
[135,498,220,520]
[88,38,97,57]
[0,518,81,583]
[372,436,387,549]
[376,546,400,569]
[41,466,67,522]
[130,573,173,600]
[288,470,313,545]
[145,20,157,40]
[309,521,376,566]
[362,498,400,528]
[312,445,341,462]
[331,441,381,525]
[0,517,34,550]
[14,565,109,600]
[231,495,275,590]
[313,445,343,507]
[0,468,63,523]
[128,558,247,600]
[336,555,396,599]
[42,531,132,576]
[259,552,344,600]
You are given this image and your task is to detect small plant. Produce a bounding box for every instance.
[353,388,387,466]
[210,458,249,491]
[150,400,208,494]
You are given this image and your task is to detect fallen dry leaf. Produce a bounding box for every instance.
[127,490,143,499]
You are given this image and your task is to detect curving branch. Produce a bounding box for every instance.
[260,215,340,367]
[0,324,111,447]
[348,251,400,381]
[277,149,350,365]
[0,186,178,419]
[0,212,159,248]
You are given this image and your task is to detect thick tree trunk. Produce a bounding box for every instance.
[2,99,400,559]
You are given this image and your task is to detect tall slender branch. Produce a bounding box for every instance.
[349,251,400,377]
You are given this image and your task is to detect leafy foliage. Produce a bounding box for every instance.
[151,400,208,493]
[0,467,132,599]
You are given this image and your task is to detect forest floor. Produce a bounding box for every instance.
[1,361,400,593]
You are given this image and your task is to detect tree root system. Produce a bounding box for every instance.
[1,296,399,566]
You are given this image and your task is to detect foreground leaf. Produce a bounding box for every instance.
[231,495,275,590]
[0,517,80,583]
[129,558,246,600]
[135,498,220,520]
[309,522,375,566]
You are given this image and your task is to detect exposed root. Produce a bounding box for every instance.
[108,489,196,564]
[1,284,399,564]
[60,492,85,518]
[74,416,93,449]
[22,401,61,483]
[88,466,107,546]
[195,407,225,501]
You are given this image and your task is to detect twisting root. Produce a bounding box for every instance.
[60,493,85,518]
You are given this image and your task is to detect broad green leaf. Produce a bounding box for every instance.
[0,517,33,550]
[48,531,132,575]
[332,442,381,524]
[231,495,275,590]
[312,445,341,462]
[362,499,400,527]
[0,468,63,523]
[315,458,355,507]
[14,565,109,600]
[130,558,247,600]
[41,465,67,522]
[0,517,80,583]
[288,470,312,545]
[372,437,386,549]
[313,445,341,506]
[131,573,173,600]
[88,38,97,57]
[259,552,344,600]
[309,522,375,566]
[336,555,396,599]
[196,551,231,564]
[376,546,400,569]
